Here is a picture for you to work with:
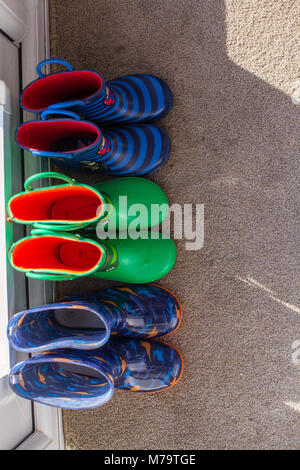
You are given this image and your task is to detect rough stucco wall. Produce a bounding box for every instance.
[49,0,300,450]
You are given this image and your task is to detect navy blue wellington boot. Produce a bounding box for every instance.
[20,58,173,125]
[7,284,182,352]
[9,339,183,409]
[16,110,170,175]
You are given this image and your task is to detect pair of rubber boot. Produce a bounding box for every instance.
[8,284,183,409]
[7,171,176,282]
[18,58,173,175]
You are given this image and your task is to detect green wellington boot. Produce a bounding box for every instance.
[8,230,176,283]
[7,172,169,232]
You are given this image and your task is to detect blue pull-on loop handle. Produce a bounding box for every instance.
[41,109,81,121]
[48,100,85,110]
[36,58,74,78]
[31,150,74,160]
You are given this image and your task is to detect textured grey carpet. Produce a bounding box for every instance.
[50,0,300,449]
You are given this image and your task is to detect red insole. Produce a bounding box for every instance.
[16,120,99,152]
[50,196,99,221]
[58,241,101,270]
[21,71,103,111]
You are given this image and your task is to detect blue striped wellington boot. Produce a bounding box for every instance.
[9,339,183,409]
[16,110,170,175]
[20,58,173,125]
[7,284,182,352]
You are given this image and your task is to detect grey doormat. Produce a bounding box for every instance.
[49,0,299,450]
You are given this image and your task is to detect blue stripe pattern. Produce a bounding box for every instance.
[101,125,170,175]
[20,59,173,124]
[16,119,170,176]
[70,74,173,125]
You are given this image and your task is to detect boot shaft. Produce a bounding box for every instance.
[9,348,115,409]
[7,300,113,352]
[21,58,106,114]
[8,230,118,281]
[7,171,108,232]
[16,110,111,171]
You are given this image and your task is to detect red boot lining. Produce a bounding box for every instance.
[9,186,103,222]
[21,71,103,111]
[16,120,100,152]
[12,236,102,273]
[59,241,101,271]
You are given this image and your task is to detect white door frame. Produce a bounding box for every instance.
[0,0,65,450]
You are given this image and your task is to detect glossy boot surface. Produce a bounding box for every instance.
[8,230,177,283]
[16,111,170,176]
[70,284,182,339]
[91,233,177,283]
[7,172,169,231]
[20,58,173,124]
[9,339,183,409]
[7,284,182,352]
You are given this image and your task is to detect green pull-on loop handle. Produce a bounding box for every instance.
[30,228,81,238]
[26,271,76,281]
[30,228,60,237]
[24,172,77,192]
[33,222,85,232]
